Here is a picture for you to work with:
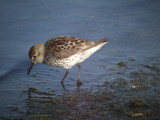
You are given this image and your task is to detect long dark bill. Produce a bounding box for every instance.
[28,62,34,75]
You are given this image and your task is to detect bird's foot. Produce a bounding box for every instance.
[61,81,66,89]
[77,79,83,86]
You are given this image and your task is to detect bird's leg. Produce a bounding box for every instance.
[77,64,83,86]
[61,69,69,84]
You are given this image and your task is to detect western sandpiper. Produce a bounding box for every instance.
[28,36,108,86]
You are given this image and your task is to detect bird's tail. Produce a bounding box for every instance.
[96,38,109,44]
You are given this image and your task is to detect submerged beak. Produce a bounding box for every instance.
[28,62,34,75]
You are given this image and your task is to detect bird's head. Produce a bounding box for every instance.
[28,44,45,75]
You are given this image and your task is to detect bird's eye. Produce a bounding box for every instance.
[33,56,36,59]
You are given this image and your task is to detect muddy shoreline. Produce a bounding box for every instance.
[0,0,160,119]
[0,60,159,120]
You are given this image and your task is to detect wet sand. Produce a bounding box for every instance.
[0,0,160,120]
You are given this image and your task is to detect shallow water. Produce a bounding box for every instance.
[0,0,160,119]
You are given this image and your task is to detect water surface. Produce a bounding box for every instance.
[0,0,160,119]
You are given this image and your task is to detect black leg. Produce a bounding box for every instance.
[61,69,69,84]
[77,64,83,86]
[77,64,81,80]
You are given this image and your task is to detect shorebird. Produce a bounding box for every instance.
[28,36,108,86]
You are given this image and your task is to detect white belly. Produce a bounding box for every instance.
[62,42,106,69]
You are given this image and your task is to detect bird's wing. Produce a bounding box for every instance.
[45,36,96,59]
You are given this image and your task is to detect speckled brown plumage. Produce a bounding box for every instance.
[28,36,108,86]
[45,36,107,59]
